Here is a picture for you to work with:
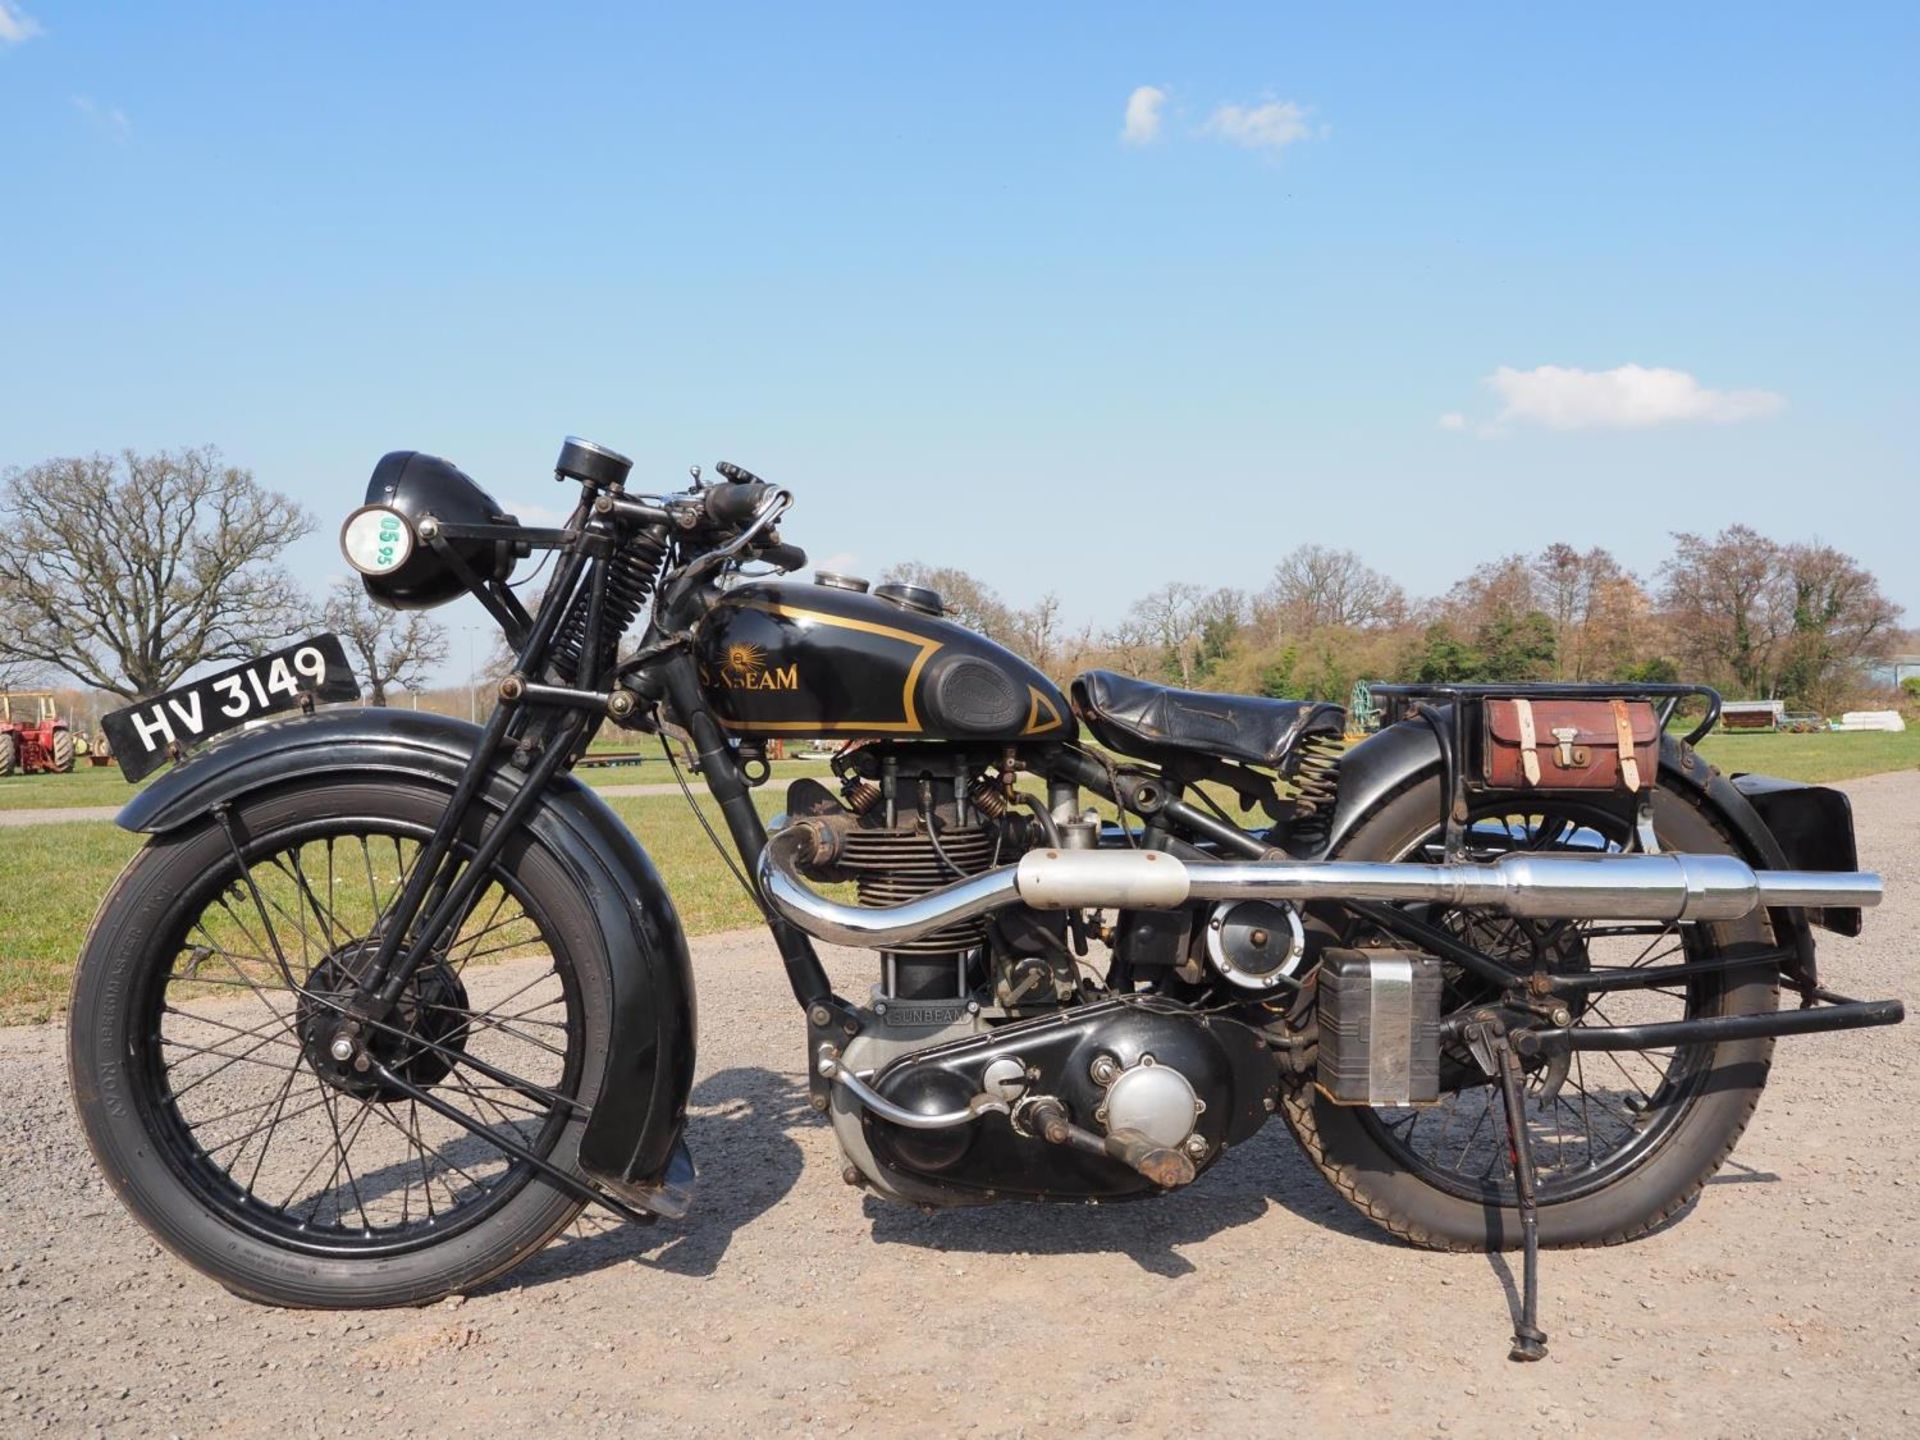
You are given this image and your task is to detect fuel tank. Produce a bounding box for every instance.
[694,580,1073,743]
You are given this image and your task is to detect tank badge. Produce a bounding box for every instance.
[708,642,799,692]
[1023,686,1065,736]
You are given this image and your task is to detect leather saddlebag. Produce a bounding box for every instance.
[1481,697,1659,792]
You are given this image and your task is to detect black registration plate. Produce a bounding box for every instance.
[101,635,361,781]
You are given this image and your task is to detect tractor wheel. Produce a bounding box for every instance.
[52,727,76,773]
[0,732,15,777]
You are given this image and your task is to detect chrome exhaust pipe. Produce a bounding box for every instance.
[1013,849,1886,922]
[759,826,1022,949]
[758,826,1884,952]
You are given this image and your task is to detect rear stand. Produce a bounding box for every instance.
[1465,1015,1549,1362]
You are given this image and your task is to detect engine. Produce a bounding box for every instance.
[792,745,1080,1016]
[786,743,1279,1207]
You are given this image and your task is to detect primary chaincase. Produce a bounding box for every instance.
[855,997,1280,1204]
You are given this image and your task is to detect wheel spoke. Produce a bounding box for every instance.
[141,816,580,1249]
[1361,799,1725,1204]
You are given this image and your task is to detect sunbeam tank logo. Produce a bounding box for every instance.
[705,641,800,691]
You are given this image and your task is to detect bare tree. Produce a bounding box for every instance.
[1531,543,1650,680]
[0,579,39,691]
[880,562,1018,645]
[1659,526,1793,696]
[1008,592,1065,673]
[0,448,314,699]
[1258,544,1407,636]
[1775,541,1901,708]
[322,580,450,706]
[1120,582,1245,687]
[1440,553,1538,627]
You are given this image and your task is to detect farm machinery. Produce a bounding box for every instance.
[0,691,77,775]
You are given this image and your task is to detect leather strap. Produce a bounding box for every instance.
[1513,698,1541,786]
[1612,698,1642,792]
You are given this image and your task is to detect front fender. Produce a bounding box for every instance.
[1324,717,1826,979]
[121,707,696,1197]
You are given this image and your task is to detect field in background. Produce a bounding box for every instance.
[2,726,1914,1024]
[1690,726,1920,783]
[0,789,791,1024]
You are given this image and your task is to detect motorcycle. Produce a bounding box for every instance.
[70,438,1902,1360]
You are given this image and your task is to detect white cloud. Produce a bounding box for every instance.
[1437,412,1467,432]
[1121,85,1166,146]
[0,2,41,46]
[72,95,132,141]
[1202,99,1311,153]
[1481,363,1785,431]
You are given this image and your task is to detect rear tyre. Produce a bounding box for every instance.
[1281,774,1778,1252]
[51,727,75,773]
[0,732,15,776]
[69,777,614,1307]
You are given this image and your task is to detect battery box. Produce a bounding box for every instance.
[1315,948,1443,1107]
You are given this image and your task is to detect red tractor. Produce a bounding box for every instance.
[0,691,77,776]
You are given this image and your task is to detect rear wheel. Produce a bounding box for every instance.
[51,726,75,772]
[1281,775,1778,1251]
[69,777,613,1306]
[0,732,15,776]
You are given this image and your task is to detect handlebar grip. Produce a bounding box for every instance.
[714,460,764,486]
[703,480,771,525]
[755,541,808,573]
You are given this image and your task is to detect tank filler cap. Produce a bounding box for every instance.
[872,581,944,617]
[813,571,871,593]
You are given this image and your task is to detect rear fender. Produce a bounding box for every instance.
[119,707,696,1195]
[1323,719,1824,979]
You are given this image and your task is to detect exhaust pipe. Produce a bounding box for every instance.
[759,825,1884,952]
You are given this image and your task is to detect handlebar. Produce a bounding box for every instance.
[754,540,808,573]
[702,462,779,527]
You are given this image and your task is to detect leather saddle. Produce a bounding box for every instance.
[1070,670,1347,772]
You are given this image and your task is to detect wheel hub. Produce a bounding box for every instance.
[297,943,471,1102]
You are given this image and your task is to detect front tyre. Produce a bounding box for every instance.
[68,777,614,1307]
[1282,775,1779,1252]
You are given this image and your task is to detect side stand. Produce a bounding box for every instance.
[1466,1015,1549,1362]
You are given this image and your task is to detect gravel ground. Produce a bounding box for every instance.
[2,771,1916,1438]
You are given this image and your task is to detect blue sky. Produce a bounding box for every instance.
[3,3,1915,683]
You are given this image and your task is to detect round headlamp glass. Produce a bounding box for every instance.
[340,505,415,577]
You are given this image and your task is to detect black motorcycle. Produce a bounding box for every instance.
[70,438,1901,1360]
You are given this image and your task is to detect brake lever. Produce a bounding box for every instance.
[649,488,793,623]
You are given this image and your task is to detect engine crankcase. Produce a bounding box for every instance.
[859,996,1278,1204]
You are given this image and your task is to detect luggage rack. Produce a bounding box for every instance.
[1362,681,1722,861]
[1367,679,1723,745]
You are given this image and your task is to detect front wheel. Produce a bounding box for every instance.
[1282,775,1779,1251]
[68,777,615,1306]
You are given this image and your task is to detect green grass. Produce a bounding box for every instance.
[0,821,143,1021]
[0,766,153,810]
[1690,726,1920,784]
[0,791,791,1026]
